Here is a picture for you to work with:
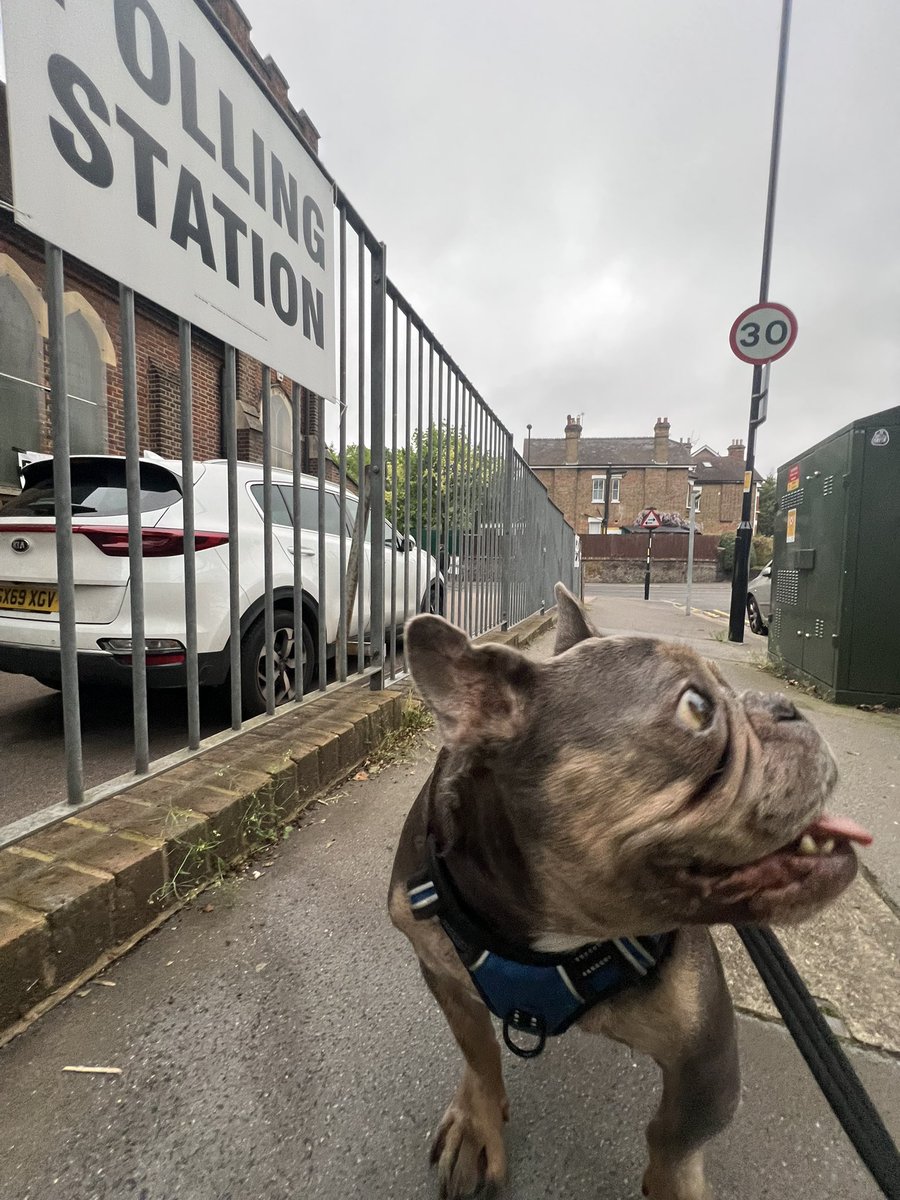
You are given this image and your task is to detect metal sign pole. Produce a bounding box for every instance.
[686,477,697,616]
[729,0,793,642]
[643,529,653,601]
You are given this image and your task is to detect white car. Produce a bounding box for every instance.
[0,456,442,715]
[747,561,772,636]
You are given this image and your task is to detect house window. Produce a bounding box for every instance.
[269,387,293,471]
[692,487,702,513]
[0,266,44,489]
[591,476,605,503]
[610,476,620,503]
[64,294,115,455]
[587,518,602,534]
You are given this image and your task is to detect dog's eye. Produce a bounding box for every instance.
[676,688,714,731]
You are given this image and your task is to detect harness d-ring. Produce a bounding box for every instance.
[503,1010,547,1059]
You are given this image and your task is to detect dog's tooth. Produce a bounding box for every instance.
[799,834,818,856]
[821,838,835,855]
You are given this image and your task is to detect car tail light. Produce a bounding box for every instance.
[98,637,186,666]
[73,527,228,557]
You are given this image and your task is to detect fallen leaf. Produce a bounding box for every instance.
[326,839,335,848]
[63,1066,122,1076]
[95,979,116,988]
[353,770,369,782]
[255,962,267,973]
[251,871,262,880]
[75,989,92,998]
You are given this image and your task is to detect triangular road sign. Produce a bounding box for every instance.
[638,509,661,528]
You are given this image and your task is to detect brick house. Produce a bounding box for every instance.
[0,0,334,501]
[690,442,761,534]
[525,417,758,536]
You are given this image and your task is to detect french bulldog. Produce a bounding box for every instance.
[388,584,871,1200]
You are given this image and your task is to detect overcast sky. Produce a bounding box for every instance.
[232,0,899,473]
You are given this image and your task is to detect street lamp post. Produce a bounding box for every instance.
[526,424,532,465]
[728,0,793,642]
[686,469,699,617]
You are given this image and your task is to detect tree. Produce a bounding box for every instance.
[756,473,777,536]
[332,425,503,549]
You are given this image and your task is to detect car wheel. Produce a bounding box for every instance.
[747,595,768,637]
[240,608,316,717]
[421,579,445,616]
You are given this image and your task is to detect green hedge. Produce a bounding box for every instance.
[718,532,774,575]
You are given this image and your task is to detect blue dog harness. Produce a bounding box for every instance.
[408,841,675,1058]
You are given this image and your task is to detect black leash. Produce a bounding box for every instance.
[737,924,900,1199]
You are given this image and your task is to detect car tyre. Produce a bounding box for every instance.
[747,595,768,637]
[421,579,445,616]
[240,607,316,717]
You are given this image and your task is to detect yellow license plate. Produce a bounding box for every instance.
[0,582,60,613]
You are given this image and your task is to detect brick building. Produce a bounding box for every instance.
[0,0,331,501]
[526,416,758,536]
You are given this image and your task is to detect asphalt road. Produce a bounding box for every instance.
[585,580,738,618]
[1,736,897,1200]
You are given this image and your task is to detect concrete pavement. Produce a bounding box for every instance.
[0,597,898,1200]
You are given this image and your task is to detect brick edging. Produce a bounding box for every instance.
[0,609,557,1043]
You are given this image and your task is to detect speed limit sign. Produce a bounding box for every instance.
[729,302,798,365]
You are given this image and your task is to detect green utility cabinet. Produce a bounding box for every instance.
[768,405,900,705]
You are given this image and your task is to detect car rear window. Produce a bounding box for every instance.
[0,459,182,517]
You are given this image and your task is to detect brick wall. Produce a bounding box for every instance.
[534,465,692,533]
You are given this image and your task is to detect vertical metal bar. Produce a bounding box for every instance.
[389,298,398,679]
[434,356,444,603]
[465,386,476,635]
[488,412,499,630]
[261,365,275,715]
[357,233,366,675]
[179,320,200,750]
[337,207,348,682]
[403,311,412,636]
[224,347,242,730]
[473,397,485,636]
[449,373,461,627]
[317,391,327,691]
[686,475,697,617]
[369,241,387,690]
[415,328,424,613]
[119,285,150,774]
[45,243,83,805]
[291,381,304,701]
[425,344,435,608]
[442,369,454,625]
[500,432,514,630]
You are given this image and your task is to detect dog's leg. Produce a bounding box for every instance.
[588,930,740,1200]
[420,963,509,1199]
[389,883,508,1198]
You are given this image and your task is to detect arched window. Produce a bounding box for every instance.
[0,256,46,490]
[269,387,294,471]
[64,295,115,455]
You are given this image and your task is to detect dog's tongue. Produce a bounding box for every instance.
[806,813,873,846]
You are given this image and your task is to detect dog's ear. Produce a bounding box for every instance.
[553,582,598,654]
[405,615,535,750]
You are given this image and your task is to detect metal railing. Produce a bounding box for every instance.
[0,79,579,855]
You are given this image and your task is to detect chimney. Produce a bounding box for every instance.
[653,417,670,464]
[564,414,582,464]
[728,438,746,462]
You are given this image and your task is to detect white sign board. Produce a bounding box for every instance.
[637,509,661,529]
[2,0,335,398]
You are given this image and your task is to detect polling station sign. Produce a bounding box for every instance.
[2,0,335,398]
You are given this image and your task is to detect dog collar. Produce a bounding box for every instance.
[407,839,675,1058]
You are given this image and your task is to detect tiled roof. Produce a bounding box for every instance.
[527,437,694,467]
[693,454,762,484]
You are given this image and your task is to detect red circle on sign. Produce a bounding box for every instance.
[729,302,798,365]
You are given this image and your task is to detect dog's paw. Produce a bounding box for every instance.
[642,1156,712,1200]
[430,1099,507,1199]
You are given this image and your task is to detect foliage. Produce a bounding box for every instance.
[333,425,503,543]
[718,530,773,576]
[718,531,737,574]
[756,474,777,537]
[752,534,773,569]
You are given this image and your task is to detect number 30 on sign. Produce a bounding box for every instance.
[729,302,798,365]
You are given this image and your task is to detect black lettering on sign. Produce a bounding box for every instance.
[170,167,216,269]
[251,231,266,305]
[114,0,171,106]
[271,153,298,243]
[219,92,249,194]
[48,55,114,188]
[252,132,266,210]
[212,195,248,287]
[179,44,215,159]
[302,279,324,348]
[270,253,298,326]
[116,106,168,226]
[303,196,326,268]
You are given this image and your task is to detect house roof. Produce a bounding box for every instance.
[693,454,763,484]
[527,437,694,468]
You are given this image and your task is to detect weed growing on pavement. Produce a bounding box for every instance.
[240,791,282,846]
[364,696,434,773]
[152,826,227,906]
